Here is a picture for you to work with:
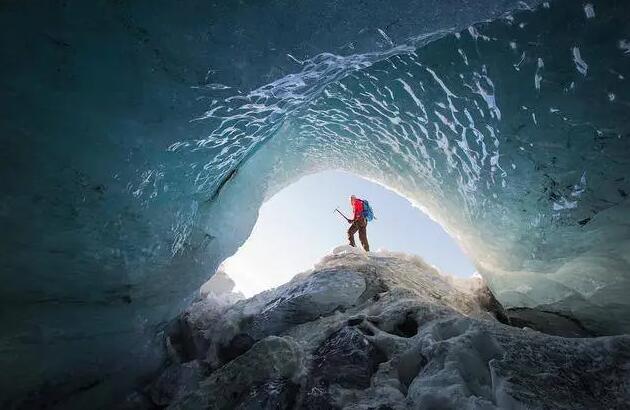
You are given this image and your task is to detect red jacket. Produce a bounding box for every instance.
[353,199,364,220]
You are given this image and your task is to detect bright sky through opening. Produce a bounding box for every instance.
[222,170,475,297]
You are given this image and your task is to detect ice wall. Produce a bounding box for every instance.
[283,0,630,337]
[199,0,630,335]
[1,0,630,407]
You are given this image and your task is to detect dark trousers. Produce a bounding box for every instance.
[348,217,369,251]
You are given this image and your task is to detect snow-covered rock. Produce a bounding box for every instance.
[199,268,245,305]
[141,250,630,409]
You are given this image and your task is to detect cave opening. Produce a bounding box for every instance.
[2,0,630,407]
[201,170,476,299]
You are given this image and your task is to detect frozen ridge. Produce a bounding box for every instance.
[130,248,630,409]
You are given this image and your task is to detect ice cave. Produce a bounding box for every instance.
[1,0,629,408]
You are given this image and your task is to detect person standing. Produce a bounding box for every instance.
[347,195,370,251]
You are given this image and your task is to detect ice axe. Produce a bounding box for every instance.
[334,208,352,223]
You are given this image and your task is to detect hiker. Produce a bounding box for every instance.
[347,195,370,251]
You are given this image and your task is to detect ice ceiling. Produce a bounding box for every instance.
[1,0,629,405]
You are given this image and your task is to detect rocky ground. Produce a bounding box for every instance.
[123,247,630,409]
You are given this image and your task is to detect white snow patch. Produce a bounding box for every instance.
[534,58,544,91]
[571,47,588,76]
[553,198,578,211]
[584,3,595,19]
[515,285,532,293]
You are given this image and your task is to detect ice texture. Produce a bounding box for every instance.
[1,0,630,406]
[140,249,630,409]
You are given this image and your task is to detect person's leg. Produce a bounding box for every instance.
[347,220,359,247]
[358,219,370,251]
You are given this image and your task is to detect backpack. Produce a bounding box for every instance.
[361,200,375,222]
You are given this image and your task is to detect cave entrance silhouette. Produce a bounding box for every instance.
[205,170,475,298]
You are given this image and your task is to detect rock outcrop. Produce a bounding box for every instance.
[132,248,630,409]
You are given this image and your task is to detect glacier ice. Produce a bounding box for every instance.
[136,249,630,409]
[1,0,630,406]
